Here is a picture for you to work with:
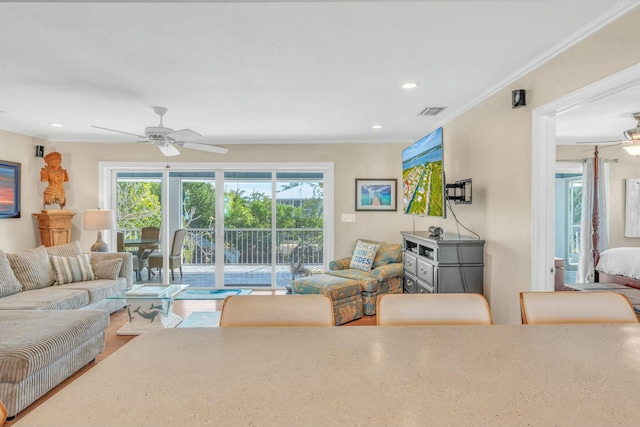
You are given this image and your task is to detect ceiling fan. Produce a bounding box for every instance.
[92,106,228,156]
[574,112,640,155]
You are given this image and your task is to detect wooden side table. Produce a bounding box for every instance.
[33,210,76,247]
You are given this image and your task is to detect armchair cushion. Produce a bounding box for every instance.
[329,258,350,270]
[371,263,404,283]
[324,269,379,293]
[349,240,380,271]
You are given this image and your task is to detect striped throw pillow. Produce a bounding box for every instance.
[0,249,22,297]
[7,246,55,291]
[51,254,96,285]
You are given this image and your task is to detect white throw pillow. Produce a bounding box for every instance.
[349,240,380,272]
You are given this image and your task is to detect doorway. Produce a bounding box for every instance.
[532,63,640,291]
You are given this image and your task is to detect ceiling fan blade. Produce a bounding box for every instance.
[91,125,147,139]
[167,129,201,141]
[157,144,180,157]
[180,141,228,154]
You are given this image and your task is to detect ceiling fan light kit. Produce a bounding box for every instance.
[92,106,228,156]
[623,112,640,141]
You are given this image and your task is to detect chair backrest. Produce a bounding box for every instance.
[520,291,639,324]
[220,295,334,327]
[376,293,493,326]
[171,229,188,256]
[116,232,125,252]
[141,226,160,240]
[0,398,6,427]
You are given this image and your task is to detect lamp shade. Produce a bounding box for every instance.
[84,209,115,252]
[83,209,115,230]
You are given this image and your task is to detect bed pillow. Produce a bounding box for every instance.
[596,247,640,281]
[7,246,55,291]
[349,240,380,272]
[51,254,96,285]
[0,249,22,297]
[91,258,123,280]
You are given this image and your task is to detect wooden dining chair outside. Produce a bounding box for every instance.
[148,229,187,280]
[520,291,639,324]
[376,293,493,326]
[220,294,334,327]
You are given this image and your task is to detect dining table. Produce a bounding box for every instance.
[124,238,160,280]
[13,324,640,426]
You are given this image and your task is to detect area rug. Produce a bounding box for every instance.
[175,288,252,300]
[178,311,221,328]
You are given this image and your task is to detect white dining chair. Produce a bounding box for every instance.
[520,291,639,324]
[220,294,334,327]
[376,293,492,326]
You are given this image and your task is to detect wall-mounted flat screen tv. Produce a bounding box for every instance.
[402,127,445,217]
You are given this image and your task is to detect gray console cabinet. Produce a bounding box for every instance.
[401,231,484,294]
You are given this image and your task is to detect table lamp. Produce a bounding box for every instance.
[83,209,115,252]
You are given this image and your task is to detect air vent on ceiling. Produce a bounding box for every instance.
[418,107,446,116]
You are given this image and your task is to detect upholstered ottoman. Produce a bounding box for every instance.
[292,275,363,325]
[0,309,109,418]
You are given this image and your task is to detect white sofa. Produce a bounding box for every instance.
[0,241,133,419]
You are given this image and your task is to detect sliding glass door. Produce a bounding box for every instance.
[108,163,331,289]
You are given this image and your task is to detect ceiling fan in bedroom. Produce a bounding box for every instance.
[575,112,640,155]
[92,106,228,156]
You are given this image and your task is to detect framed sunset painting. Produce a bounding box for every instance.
[0,160,21,218]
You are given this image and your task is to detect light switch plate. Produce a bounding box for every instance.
[341,214,355,222]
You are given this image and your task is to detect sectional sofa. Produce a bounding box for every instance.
[0,241,134,418]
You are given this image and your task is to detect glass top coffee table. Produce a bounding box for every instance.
[109,285,252,335]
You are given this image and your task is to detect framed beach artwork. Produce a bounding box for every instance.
[355,178,397,211]
[0,160,21,218]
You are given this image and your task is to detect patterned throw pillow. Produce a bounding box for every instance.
[51,254,96,285]
[91,258,123,280]
[0,249,22,297]
[349,240,380,272]
[7,246,55,291]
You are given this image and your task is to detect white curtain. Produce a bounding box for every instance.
[577,157,608,283]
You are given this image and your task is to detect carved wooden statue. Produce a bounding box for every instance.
[40,151,69,209]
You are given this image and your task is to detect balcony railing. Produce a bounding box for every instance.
[119,228,323,266]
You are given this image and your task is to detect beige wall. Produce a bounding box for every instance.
[1,7,639,324]
[0,134,422,258]
[443,7,640,323]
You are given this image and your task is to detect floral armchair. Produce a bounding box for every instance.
[326,239,403,315]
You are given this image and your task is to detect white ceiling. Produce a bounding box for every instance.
[0,1,636,149]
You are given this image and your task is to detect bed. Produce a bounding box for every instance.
[589,146,640,290]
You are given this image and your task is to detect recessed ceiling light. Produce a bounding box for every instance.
[49,123,63,127]
[402,82,419,90]
[372,125,383,129]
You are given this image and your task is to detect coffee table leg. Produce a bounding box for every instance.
[118,298,183,335]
